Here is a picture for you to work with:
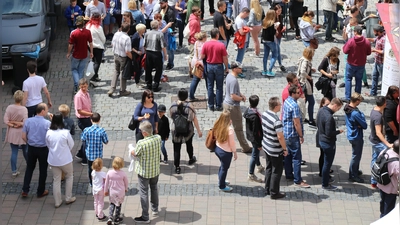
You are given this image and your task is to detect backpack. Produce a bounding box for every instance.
[371,149,399,185]
[173,103,190,135]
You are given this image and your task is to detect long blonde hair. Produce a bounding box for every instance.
[262,9,276,29]
[250,0,262,21]
[213,111,231,143]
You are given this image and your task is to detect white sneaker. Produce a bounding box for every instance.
[257,165,265,174]
[248,174,263,183]
[152,210,159,216]
[12,171,20,177]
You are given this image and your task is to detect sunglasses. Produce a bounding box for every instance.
[147,96,154,99]
[295,92,300,94]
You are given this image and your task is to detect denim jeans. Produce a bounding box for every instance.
[370,63,383,96]
[305,94,315,121]
[219,39,230,48]
[226,2,233,19]
[379,190,397,218]
[370,142,388,184]
[249,142,261,174]
[263,41,277,72]
[215,146,233,189]
[349,138,364,179]
[189,75,207,99]
[236,34,249,64]
[276,38,283,66]
[319,141,336,187]
[167,49,175,67]
[342,55,368,83]
[284,137,303,184]
[71,56,89,88]
[161,140,168,160]
[345,63,365,100]
[302,40,310,47]
[26,104,38,118]
[10,144,28,173]
[206,63,224,109]
[323,10,335,39]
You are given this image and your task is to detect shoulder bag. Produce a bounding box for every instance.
[205,128,216,152]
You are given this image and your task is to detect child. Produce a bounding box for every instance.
[81,112,109,187]
[91,158,107,221]
[64,0,83,33]
[342,17,359,42]
[157,104,170,163]
[59,104,75,135]
[104,157,129,225]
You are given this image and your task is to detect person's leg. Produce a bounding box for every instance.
[345,63,353,100]
[52,166,63,206]
[22,145,38,193]
[214,66,224,108]
[200,0,205,20]
[270,154,284,196]
[153,52,163,87]
[370,63,380,96]
[236,45,246,63]
[288,137,302,184]
[94,193,100,217]
[262,42,271,72]
[10,144,19,173]
[318,148,324,176]
[342,54,348,83]
[78,57,89,80]
[354,65,364,94]
[370,142,387,184]
[284,139,294,179]
[381,192,397,218]
[215,146,233,189]
[321,143,336,187]
[77,118,92,163]
[97,190,105,218]
[135,131,144,143]
[226,2,233,19]
[161,140,168,161]
[178,20,184,47]
[267,42,277,72]
[138,175,150,220]
[87,160,94,186]
[71,57,80,88]
[185,135,194,160]
[92,48,104,80]
[251,26,262,56]
[324,10,333,39]
[206,64,216,109]
[209,0,215,14]
[249,143,260,174]
[225,105,251,151]
[305,94,315,122]
[63,162,74,202]
[149,175,159,212]
[22,144,28,163]
[110,56,122,92]
[276,38,282,66]
[173,142,182,168]
[145,51,154,88]
[118,57,128,92]
[109,203,116,219]
[37,147,49,196]
[115,203,122,219]
[189,76,201,100]
[293,16,300,37]
[264,154,272,194]
[26,105,38,118]
[349,138,363,179]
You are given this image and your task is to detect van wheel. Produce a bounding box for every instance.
[38,56,50,72]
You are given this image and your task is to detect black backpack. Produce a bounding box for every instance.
[173,103,190,136]
[371,149,399,185]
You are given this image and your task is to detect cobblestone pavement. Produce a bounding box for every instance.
[1,0,389,224]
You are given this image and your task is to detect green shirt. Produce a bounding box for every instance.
[134,134,161,178]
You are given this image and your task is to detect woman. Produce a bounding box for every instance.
[213,111,237,192]
[133,89,159,142]
[122,11,136,36]
[4,90,28,177]
[318,47,341,100]
[289,0,304,39]
[189,31,208,101]
[273,4,287,72]
[128,0,145,25]
[297,47,317,128]
[299,10,321,47]
[131,24,147,86]
[247,0,263,56]
[141,0,158,29]
[261,9,278,77]
[175,0,188,48]
[187,6,201,76]
[46,114,75,208]
[169,88,202,174]
[316,97,333,177]
[86,12,106,83]
[384,86,399,143]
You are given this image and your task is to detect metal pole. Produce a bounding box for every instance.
[316,0,319,24]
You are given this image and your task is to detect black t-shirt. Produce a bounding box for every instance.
[369,109,384,144]
[213,11,228,40]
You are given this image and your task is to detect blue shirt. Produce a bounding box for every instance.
[23,115,51,147]
[282,96,303,139]
[81,124,109,161]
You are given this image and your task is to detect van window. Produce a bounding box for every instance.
[2,0,42,15]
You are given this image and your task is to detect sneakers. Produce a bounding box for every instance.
[308,120,317,129]
[165,64,174,70]
[339,83,345,88]
[348,177,364,183]
[37,190,49,198]
[12,171,20,177]
[65,196,76,205]
[188,156,197,165]
[98,215,107,221]
[329,178,335,184]
[280,65,287,72]
[134,216,150,224]
[225,180,230,185]
[261,71,269,76]
[152,210,159,215]
[220,186,233,192]
[119,90,131,96]
[256,165,265,174]
[107,218,113,225]
[107,90,113,97]
[114,217,123,223]
[238,73,246,78]
[21,192,28,197]
[295,181,310,188]
[215,107,223,111]
[175,166,181,174]
[81,161,88,166]
[270,192,286,200]
[322,184,338,190]
[371,183,378,189]
[266,71,276,77]
[248,174,263,183]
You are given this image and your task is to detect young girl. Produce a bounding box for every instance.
[91,158,107,221]
[189,31,208,101]
[315,98,333,177]
[105,157,129,225]
[273,4,287,72]
[157,104,170,163]
[261,9,278,77]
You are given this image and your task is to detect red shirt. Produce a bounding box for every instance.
[69,28,93,59]
[281,83,304,119]
[74,90,92,118]
[374,33,385,65]
[201,40,227,64]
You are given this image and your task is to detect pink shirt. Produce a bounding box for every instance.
[104,169,129,206]
[74,90,92,118]
[3,104,28,145]
[377,149,399,194]
[216,127,236,153]
[281,83,304,120]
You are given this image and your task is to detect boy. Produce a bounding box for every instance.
[64,0,83,33]
[157,104,170,163]
[81,112,109,189]
[59,104,75,135]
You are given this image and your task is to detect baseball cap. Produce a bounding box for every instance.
[75,16,84,25]
[373,24,384,32]
[230,61,243,69]
[158,104,167,112]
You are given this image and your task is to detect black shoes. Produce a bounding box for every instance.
[188,156,197,165]
[270,192,286,200]
[165,64,174,70]
[349,177,365,183]
[308,120,317,129]
[175,167,181,174]
[134,216,150,224]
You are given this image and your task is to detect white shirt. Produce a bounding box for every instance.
[121,0,130,13]
[112,31,131,57]
[22,75,47,107]
[143,0,159,20]
[46,129,74,166]
[91,170,107,194]
[86,24,106,49]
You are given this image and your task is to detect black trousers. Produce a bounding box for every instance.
[145,50,163,88]
[173,135,194,168]
[92,48,104,80]
[22,145,49,195]
[292,16,300,37]
[135,131,144,143]
[264,153,284,196]
[77,118,92,162]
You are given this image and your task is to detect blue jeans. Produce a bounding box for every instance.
[284,137,303,184]
[161,140,167,160]
[206,64,224,109]
[323,10,335,39]
[249,143,261,174]
[263,41,277,72]
[219,39,230,48]
[214,146,233,189]
[319,141,336,187]
[370,63,383,96]
[370,142,388,184]
[379,190,397,218]
[226,2,233,19]
[349,138,364,179]
[345,63,365,100]
[10,144,28,173]
[167,49,175,67]
[276,38,283,66]
[71,56,89,88]
[305,94,315,121]
[236,36,249,64]
[303,40,310,47]
[189,75,208,99]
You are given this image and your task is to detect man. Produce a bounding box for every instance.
[344,92,368,183]
[67,16,94,93]
[369,25,386,96]
[213,1,232,48]
[322,0,339,42]
[369,96,393,188]
[282,85,310,188]
[342,25,371,102]
[22,61,52,117]
[262,97,288,199]
[316,98,344,190]
[131,121,161,224]
[234,7,250,78]
[74,78,93,165]
[187,6,202,75]
[223,61,252,153]
[108,23,132,97]
[201,28,229,112]
[158,0,176,70]
[21,103,51,198]
[144,20,168,92]
[377,139,399,218]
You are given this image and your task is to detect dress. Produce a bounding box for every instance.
[104,169,129,206]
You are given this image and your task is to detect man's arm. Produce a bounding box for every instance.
[276,131,288,156]
[219,26,226,40]
[22,132,27,143]
[42,87,52,108]
[223,55,228,73]
[89,42,94,58]
[293,117,304,143]
[77,109,93,117]
[22,91,28,106]
[67,43,74,59]
[375,124,392,148]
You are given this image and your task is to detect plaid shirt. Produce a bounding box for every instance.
[81,124,109,161]
[135,134,161,179]
[374,33,385,65]
[282,96,303,139]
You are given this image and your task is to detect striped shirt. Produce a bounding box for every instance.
[134,134,161,178]
[112,31,131,57]
[81,124,109,161]
[282,96,303,139]
[262,110,283,157]
[144,30,166,52]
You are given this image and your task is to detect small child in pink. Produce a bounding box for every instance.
[105,157,129,224]
[91,158,107,221]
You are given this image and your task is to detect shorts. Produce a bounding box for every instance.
[103,13,116,25]
[188,44,194,56]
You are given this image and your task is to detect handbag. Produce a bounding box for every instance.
[183,23,190,39]
[309,38,319,49]
[128,117,138,131]
[205,129,216,152]
[192,63,204,79]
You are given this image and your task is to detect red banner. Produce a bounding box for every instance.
[376,3,400,64]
